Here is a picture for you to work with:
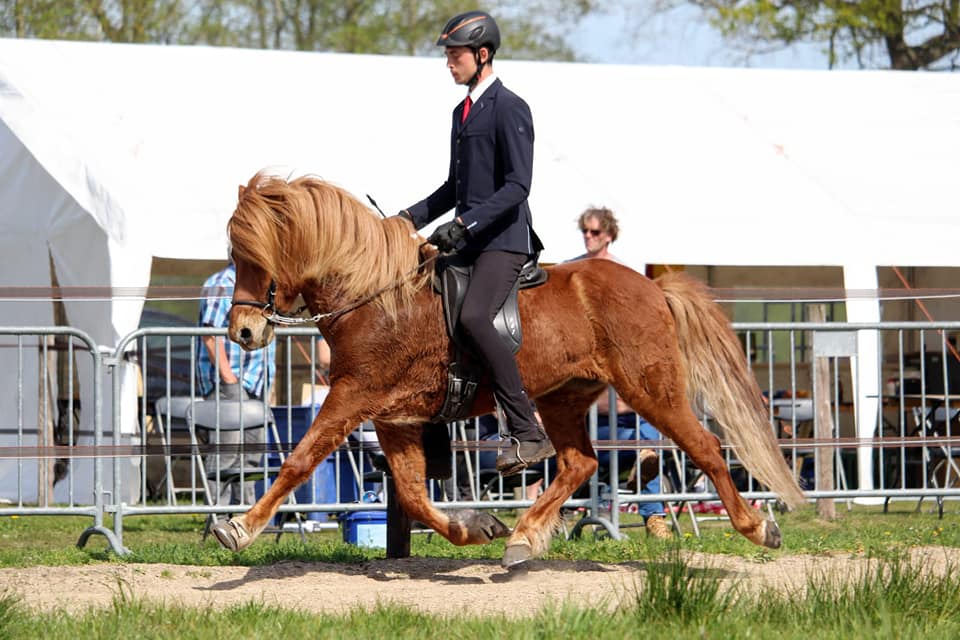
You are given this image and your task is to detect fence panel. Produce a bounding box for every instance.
[0,327,125,553]
[7,321,960,552]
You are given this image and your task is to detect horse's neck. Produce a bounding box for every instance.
[313,281,434,338]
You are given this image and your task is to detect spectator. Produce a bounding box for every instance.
[196,258,276,506]
[570,206,672,539]
[397,10,552,477]
[572,206,620,262]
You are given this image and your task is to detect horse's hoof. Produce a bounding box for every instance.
[212,518,252,552]
[470,510,511,541]
[457,509,511,542]
[763,519,782,549]
[502,543,532,568]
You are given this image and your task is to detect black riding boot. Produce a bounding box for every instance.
[491,390,555,477]
[459,250,556,476]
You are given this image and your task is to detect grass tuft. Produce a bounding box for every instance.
[631,543,739,624]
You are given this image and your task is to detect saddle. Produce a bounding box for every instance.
[431,253,548,423]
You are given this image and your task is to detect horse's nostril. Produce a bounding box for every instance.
[240,327,252,342]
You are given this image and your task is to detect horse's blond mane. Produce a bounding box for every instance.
[228,173,429,320]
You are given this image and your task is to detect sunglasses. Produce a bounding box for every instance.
[581,228,603,237]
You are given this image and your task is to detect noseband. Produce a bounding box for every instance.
[232,279,317,326]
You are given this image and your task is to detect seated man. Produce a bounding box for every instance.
[568,205,670,539]
[196,258,276,506]
[596,391,671,539]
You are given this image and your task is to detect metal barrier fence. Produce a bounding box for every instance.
[4,322,960,553]
[0,327,124,552]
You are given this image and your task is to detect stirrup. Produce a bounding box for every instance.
[505,436,526,466]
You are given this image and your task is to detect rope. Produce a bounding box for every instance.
[4,435,960,459]
[892,265,960,364]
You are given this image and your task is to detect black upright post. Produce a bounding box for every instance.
[385,475,411,558]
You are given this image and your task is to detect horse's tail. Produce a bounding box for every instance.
[656,272,805,509]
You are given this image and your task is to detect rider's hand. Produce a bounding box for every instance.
[427,220,466,253]
[396,210,414,225]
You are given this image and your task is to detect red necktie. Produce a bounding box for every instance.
[461,96,472,124]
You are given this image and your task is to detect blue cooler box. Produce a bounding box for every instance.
[261,405,359,521]
[341,511,387,548]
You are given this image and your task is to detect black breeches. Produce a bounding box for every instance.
[458,250,539,439]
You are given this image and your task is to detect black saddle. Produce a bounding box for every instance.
[433,252,548,355]
[431,253,548,423]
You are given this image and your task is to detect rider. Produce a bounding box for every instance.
[398,11,554,476]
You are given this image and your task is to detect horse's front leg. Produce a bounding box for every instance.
[374,421,510,546]
[211,388,364,551]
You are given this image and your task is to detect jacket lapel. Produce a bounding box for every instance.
[458,78,501,136]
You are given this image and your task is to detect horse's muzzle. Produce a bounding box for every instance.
[229,310,274,350]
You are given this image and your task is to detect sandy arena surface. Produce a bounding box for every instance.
[2,547,957,616]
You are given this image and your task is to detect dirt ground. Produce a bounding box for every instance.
[2,547,957,616]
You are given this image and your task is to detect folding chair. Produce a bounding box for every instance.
[913,404,960,518]
[187,399,311,541]
[153,396,210,504]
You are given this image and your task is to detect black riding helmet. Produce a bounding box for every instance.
[437,11,500,86]
[437,11,501,52]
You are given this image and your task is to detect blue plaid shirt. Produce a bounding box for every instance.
[196,264,276,398]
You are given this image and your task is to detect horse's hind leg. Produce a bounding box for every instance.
[502,383,603,567]
[373,421,510,546]
[625,392,777,548]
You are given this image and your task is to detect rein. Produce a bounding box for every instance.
[233,246,441,326]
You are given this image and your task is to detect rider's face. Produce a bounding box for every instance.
[445,46,477,85]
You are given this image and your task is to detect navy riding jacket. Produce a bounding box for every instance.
[406,78,542,254]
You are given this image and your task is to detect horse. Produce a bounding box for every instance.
[212,172,806,567]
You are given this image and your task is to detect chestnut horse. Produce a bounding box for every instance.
[212,173,805,566]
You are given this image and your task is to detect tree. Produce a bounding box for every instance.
[1,1,92,38]
[83,0,188,43]
[659,1,960,70]
[199,0,597,59]
[0,1,601,61]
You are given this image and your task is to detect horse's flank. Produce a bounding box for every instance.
[228,173,430,321]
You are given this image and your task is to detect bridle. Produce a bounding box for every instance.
[232,250,441,326]
[232,279,323,326]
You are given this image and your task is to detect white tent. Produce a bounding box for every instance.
[2,39,959,502]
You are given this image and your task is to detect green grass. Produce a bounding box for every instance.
[2,548,959,639]
[2,501,959,567]
[3,503,960,638]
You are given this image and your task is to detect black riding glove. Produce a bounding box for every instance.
[427,220,467,253]
[396,210,414,225]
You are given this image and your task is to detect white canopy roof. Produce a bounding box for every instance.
[3,40,958,288]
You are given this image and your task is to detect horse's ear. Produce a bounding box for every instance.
[238,184,246,199]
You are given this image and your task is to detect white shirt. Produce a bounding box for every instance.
[468,72,498,103]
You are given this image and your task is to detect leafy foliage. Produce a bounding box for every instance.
[0,0,601,61]
[671,0,960,69]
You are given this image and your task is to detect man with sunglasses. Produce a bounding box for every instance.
[569,207,673,539]
[397,11,553,476]
[573,207,619,261]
